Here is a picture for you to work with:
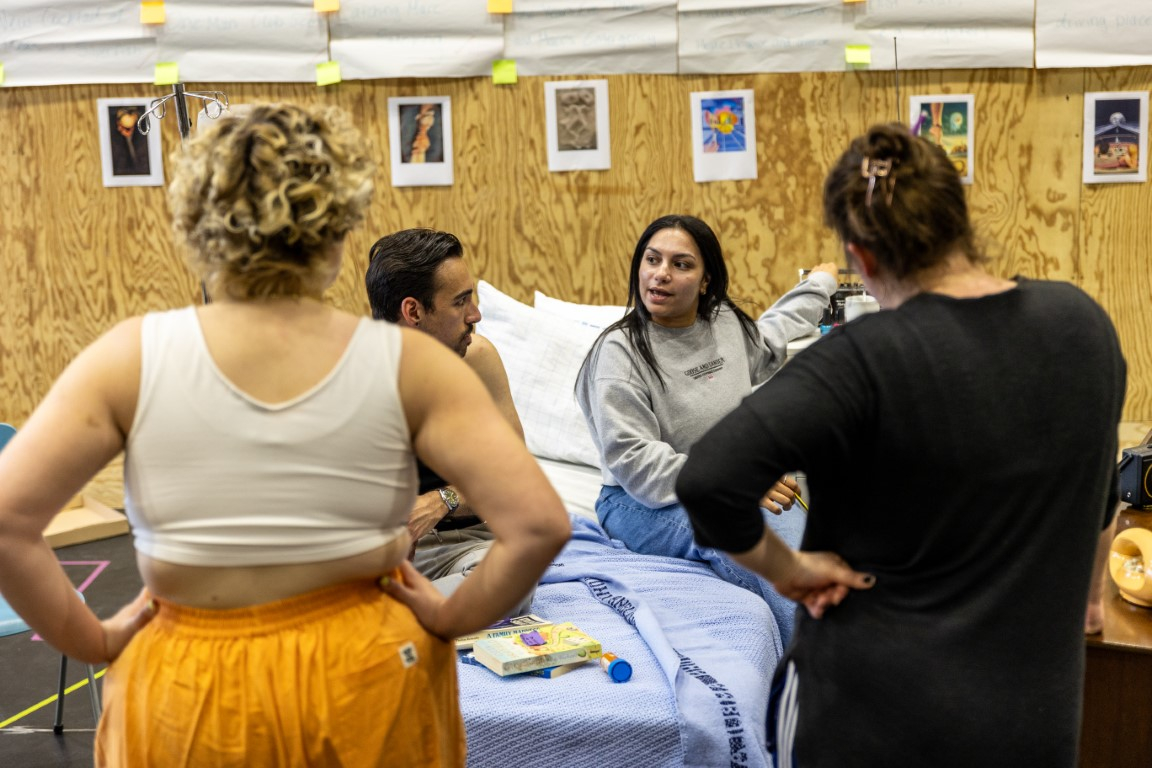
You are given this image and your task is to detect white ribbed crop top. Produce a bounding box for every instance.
[123,307,415,567]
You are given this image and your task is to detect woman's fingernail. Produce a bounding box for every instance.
[862,574,876,586]
[146,599,156,613]
[378,576,391,588]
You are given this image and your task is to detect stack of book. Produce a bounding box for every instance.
[469,621,602,677]
[454,614,551,651]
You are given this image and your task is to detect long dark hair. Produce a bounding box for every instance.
[578,214,758,392]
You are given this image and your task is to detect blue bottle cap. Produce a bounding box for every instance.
[605,658,632,682]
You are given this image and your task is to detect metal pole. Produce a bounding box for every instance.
[141,83,227,303]
[893,38,900,124]
[173,82,191,142]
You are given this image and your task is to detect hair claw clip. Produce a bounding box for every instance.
[860,157,895,208]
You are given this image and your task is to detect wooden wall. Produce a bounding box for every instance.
[1,67,1149,500]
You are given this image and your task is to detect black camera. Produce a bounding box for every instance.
[1118,446,1152,508]
[799,267,864,327]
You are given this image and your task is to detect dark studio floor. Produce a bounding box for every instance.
[1,534,141,768]
[5,521,1147,768]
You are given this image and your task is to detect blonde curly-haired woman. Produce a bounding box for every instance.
[0,103,569,767]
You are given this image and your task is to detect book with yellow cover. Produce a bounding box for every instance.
[454,614,552,651]
[472,622,602,676]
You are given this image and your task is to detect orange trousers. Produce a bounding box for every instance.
[95,582,465,767]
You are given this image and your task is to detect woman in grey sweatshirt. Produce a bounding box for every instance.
[575,214,837,647]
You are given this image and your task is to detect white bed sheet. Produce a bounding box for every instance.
[457,516,780,768]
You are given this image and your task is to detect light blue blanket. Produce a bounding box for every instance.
[458,516,781,768]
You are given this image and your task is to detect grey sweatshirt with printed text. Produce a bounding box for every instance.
[576,271,836,508]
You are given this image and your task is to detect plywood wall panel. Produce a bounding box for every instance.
[1,66,1149,507]
[991,69,1085,282]
[1080,70,1152,421]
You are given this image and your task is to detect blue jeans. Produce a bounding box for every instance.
[595,485,806,648]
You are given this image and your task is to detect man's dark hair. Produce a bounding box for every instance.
[365,229,464,321]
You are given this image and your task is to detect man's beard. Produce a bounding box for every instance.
[454,325,474,357]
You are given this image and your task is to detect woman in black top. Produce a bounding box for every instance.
[677,123,1126,768]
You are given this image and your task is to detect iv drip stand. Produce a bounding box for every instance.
[139,84,230,303]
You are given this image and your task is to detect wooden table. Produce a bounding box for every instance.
[1080,423,1152,765]
[1081,573,1152,766]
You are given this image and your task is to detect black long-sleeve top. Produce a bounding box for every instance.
[678,279,1126,768]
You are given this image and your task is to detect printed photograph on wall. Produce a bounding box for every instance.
[690,89,757,183]
[909,94,974,186]
[700,96,747,153]
[97,97,164,188]
[388,96,453,187]
[399,103,444,164]
[1083,92,1147,184]
[545,80,610,172]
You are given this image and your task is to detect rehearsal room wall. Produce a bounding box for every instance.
[1,66,1150,503]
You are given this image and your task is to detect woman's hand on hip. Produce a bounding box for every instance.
[774,551,875,619]
[101,588,157,662]
[380,560,451,640]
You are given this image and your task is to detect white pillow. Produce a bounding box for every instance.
[476,281,603,469]
[533,290,628,331]
[535,456,603,522]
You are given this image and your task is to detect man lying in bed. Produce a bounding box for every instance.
[366,228,535,614]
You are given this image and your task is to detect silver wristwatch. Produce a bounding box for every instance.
[438,486,461,515]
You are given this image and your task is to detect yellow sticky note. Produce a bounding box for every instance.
[154,62,179,86]
[845,45,871,65]
[488,0,513,12]
[492,59,517,85]
[140,1,165,24]
[316,61,342,87]
[314,0,340,11]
